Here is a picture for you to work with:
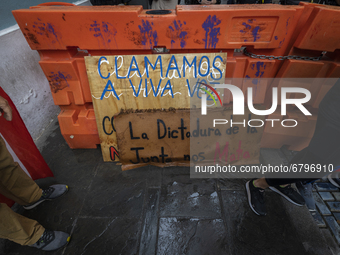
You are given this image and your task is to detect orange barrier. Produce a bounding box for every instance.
[39,50,92,106]
[37,47,97,148]
[260,108,318,151]
[12,3,340,150]
[293,4,340,53]
[274,60,340,107]
[58,108,100,149]
[13,5,303,51]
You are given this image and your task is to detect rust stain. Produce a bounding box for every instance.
[23,28,40,45]
[165,27,191,40]
[124,23,142,46]
[193,39,204,45]
[48,71,71,93]
[48,80,68,93]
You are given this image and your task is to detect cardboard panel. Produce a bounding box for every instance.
[115,109,264,170]
[85,53,227,161]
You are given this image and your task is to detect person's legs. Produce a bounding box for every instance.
[0,136,42,206]
[246,178,267,216]
[247,81,340,215]
[0,136,45,245]
[0,136,68,210]
[260,111,340,208]
[246,149,313,215]
[246,148,312,215]
[253,177,269,189]
[0,203,45,246]
[246,177,306,216]
[0,202,71,251]
[263,147,321,187]
[0,136,70,250]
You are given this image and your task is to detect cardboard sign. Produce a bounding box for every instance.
[85,53,227,161]
[115,108,264,170]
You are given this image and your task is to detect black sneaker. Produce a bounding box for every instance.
[246,179,267,216]
[269,185,305,206]
[328,172,340,188]
[29,230,70,251]
[24,184,68,210]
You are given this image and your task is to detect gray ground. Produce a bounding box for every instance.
[0,119,339,255]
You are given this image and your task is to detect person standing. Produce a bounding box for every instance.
[246,79,340,216]
[0,95,70,251]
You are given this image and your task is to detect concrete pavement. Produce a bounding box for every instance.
[0,119,338,255]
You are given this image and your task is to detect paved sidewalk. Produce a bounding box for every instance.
[0,120,339,255]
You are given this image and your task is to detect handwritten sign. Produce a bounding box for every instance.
[85,53,227,161]
[115,108,264,170]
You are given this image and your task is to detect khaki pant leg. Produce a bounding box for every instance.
[0,136,42,205]
[0,203,45,245]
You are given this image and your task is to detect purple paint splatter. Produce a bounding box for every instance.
[240,22,261,42]
[33,20,59,43]
[240,22,251,32]
[279,38,285,48]
[251,61,266,87]
[168,20,188,49]
[255,62,266,78]
[138,20,158,49]
[278,17,291,48]
[202,15,221,49]
[90,21,117,47]
[48,71,71,93]
[251,26,260,42]
[47,23,59,43]
[286,17,291,34]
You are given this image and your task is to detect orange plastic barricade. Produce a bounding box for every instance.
[274,60,338,106]
[293,4,340,53]
[39,57,88,105]
[58,108,99,149]
[260,108,318,151]
[12,3,340,151]
[13,5,303,51]
[261,2,340,150]
[37,47,97,148]
[12,4,304,149]
[312,63,340,109]
[263,60,340,149]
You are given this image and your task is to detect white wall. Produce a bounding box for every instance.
[0,0,92,142]
[0,29,60,141]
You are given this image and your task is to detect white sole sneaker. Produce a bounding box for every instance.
[246,181,260,216]
[328,173,340,188]
[269,186,304,206]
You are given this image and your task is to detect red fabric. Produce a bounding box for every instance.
[0,87,53,207]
